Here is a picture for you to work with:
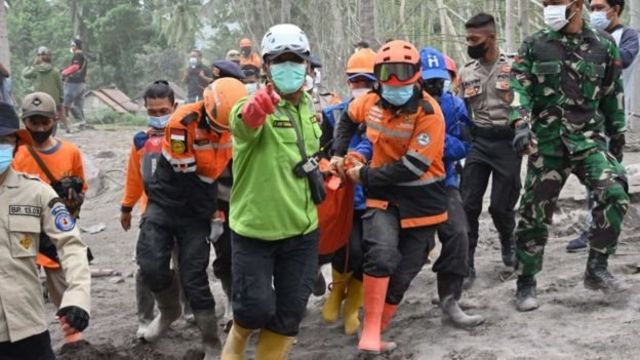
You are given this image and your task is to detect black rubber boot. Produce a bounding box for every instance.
[500,235,516,267]
[437,273,484,328]
[515,276,538,312]
[463,248,476,290]
[584,249,626,293]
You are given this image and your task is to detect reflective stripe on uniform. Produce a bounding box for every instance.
[198,175,215,184]
[397,175,446,187]
[400,212,448,228]
[366,121,412,139]
[401,156,425,177]
[162,149,195,164]
[406,150,431,167]
[366,199,389,210]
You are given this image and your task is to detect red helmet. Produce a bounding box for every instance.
[374,40,421,86]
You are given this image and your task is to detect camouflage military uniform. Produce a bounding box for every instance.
[510,24,629,277]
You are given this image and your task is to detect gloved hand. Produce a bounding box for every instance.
[57,306,90,334]
[512,121,536,155]
[241,83,280,128]
[609,133,625,163]
[329,156,346,179]
[345,151,366,169]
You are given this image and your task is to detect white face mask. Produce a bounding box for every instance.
[544,1,576,32]
[351,88,370,99]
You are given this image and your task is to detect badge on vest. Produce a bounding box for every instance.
[170,129,187,155]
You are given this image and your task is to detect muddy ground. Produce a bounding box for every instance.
[46,127,640,360]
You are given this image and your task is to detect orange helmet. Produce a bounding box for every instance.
[445,55,457,76]
[240,38,252,48]
[346,48,376,78]
[203,78,248,132]
[374,40,421,86]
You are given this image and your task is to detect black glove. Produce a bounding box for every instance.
[512,122,535,155]
[57,306,90,332]
[609,133,625,163]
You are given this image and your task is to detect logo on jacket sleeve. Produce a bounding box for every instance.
[417,133,431,147]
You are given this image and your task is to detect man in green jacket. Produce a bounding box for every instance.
[22,47,71,133]
[221,24,321,360]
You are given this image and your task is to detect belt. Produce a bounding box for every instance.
[472,126,514,140]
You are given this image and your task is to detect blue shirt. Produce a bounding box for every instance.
[323,100,372,210]
[439,91,473,188]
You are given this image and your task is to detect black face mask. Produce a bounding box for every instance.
[241,48,251,57]
[28,128,54,144]
[467,42,488,60]
[424,79,445,97]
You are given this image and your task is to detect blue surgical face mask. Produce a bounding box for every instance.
[590,11,611,31]
[381,84,415,106]
[270,61,307,95]
[148,114,171,129]
[0,143,15,174]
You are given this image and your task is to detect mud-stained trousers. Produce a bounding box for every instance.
[231,230,318,336]
[516,149,629,276]
[435,188,470,277]
[362,206,437,305]
[319,210,365,281]
[0,331,55,360]
[136,212,214,311]
[461,136,522,269]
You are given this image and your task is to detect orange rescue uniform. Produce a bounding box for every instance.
[339,92,448,227]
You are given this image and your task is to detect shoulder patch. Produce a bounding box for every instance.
[49,199,76,232]
[419,100,434,115]
[180,112,199,126]
[133,131,149,150]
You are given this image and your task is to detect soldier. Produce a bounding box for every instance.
[509,0,629,312]
[0,103,90,359]
[458,13,522,288]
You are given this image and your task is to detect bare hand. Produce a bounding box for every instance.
[120,212,132,231]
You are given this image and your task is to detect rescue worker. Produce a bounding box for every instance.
[0,103,90,360]
[239,38,262,68]
[221,24,321,360]
[420,47,483,327]
[444,55,460,95]
[306,56,341,118]
[319,48,376,336]
[61,39,87,124]
[458,13,522,288]
[226,49,242,65]
[137,78,247,359]
[332,40,448,355]
[241,64,262,94]
[22,46,70,133]
[183,49,211,103]
[566,0,639,252]
[509,0,628,311]
[12,92,89,342]
[119,81,195,338]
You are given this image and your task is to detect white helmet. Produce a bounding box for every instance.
[261,24,311,61]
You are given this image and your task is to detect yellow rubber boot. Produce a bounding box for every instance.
[221,322,253,360]
[321,270,350,323]
[255,329,294,360]
[343,277,363,336]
